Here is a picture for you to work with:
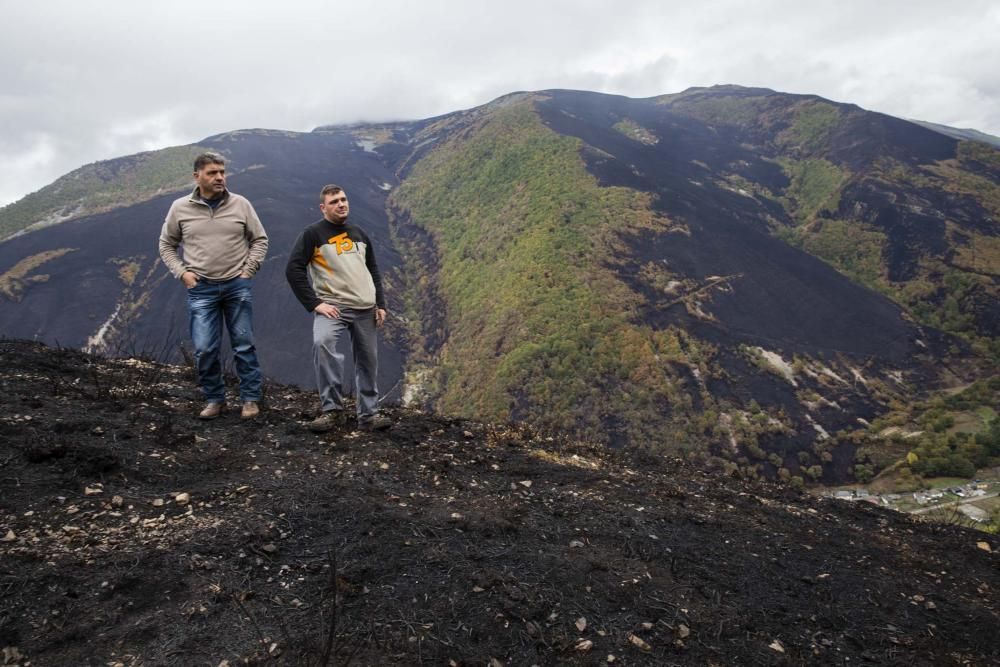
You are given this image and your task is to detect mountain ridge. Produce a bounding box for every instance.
[0,85,990,245]
[0,85,997,484]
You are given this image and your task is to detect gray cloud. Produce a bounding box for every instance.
[1,0,998,206]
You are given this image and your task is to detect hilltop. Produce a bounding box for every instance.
[1,340,997,666]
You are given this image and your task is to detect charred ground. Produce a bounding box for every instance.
[1,340,998,666]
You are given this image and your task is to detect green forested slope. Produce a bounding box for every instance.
[392,100,716,447]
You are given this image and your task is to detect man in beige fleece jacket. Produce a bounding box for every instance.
[158,152,268,420]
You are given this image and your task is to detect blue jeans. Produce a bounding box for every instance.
[187,277,262,403]
[313,307,379,421]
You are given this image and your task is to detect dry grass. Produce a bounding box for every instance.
[0,247,76,300]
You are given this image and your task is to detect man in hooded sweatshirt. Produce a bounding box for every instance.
[285,184,391,432]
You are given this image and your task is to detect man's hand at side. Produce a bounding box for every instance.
[315,303,341,319]
[182,271,199,289]
[375,308,387,328]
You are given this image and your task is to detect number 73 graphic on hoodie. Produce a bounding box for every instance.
[285,221,386,313]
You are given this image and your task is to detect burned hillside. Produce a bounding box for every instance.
[0,340,997,666]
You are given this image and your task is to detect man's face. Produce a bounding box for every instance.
[320,191,350,223]
[195,162,226,198]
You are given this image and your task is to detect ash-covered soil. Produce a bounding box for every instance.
[0,340,997,666]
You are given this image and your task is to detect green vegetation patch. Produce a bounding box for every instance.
[777,157,849,224]
[798,219,887,288]
[392,102,716,447]
[0,145,211,241]
[861,377,1000,484]
[907,268,979,335]
[947,222,1000,275]
[777,102,843,153]
[906,421,1000,479]
[613,119,659,145]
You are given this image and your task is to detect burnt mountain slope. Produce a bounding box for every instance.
[650,86,999,343]
[535,89,936,360]
[1,86,997,483]
[388,88,997,476]
[0,340,998,666]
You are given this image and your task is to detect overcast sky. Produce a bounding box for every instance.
[2,0,998,206]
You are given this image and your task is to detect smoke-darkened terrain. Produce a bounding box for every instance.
[1,340,997,666]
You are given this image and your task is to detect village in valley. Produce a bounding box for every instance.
[823,474,1000,528]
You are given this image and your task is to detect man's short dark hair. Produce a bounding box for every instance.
[193,152,226,172]
[320,184,344,202]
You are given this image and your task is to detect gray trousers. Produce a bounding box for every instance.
[313,307,379,420]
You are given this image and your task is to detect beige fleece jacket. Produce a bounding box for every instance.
[158,188,268,281]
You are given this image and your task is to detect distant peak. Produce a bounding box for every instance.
[680,84,778,95]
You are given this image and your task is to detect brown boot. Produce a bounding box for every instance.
[308,411,345,433]
[198,402,225,420]
[240,401,260,420]
[358,415,392,431]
